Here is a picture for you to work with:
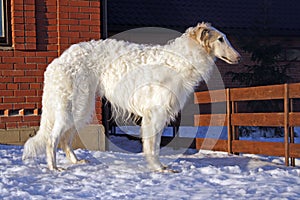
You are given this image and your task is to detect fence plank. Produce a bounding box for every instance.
[230,84,284,101]
[194,89,226,104]
[194,83,300,166]
[290,143,300,158]
[289,113,300,126]
[231,113,284,126]
[232,140,285,156]
[195,138,227,152]
[289,83,300,98]
[194,114,227,126]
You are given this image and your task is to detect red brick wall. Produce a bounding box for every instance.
[0,0,101,129]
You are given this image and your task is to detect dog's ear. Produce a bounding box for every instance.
[199,28,210,41]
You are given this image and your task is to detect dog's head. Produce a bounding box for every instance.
[187,22,241,64]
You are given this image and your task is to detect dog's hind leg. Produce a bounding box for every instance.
[61,127,88,164]
[46,116,72,171]
[141,108,168,171]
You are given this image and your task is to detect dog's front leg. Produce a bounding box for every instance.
[142,132,164,171]
[141,108,167,171]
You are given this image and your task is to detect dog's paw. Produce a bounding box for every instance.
[49,166,65,172]
[76,159,89,164]
[154,166,180,173]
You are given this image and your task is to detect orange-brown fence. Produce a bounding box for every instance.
[194,83,300,166]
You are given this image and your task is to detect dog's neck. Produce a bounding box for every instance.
[166,35,215,84]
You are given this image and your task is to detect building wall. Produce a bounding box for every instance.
[0,0,102,131]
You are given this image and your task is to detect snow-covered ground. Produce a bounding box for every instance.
[1,135,300,200]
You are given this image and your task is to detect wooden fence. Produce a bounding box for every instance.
[194,83,300,166]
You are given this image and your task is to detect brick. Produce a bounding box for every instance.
[69,13,90,19]
[6,122,18,129]
[25,57,47,63]
[14,90,36,97]
[13,103,36,109]
[14,64,37,70]
[2,70,24,76]
[13,24,25,31]
[90,26,101,32]
[69,38,83,44]
[26,96,42,103]
[47,45,59,51]
[13,17,25,24]
[14,37,25,43]
[0,51,14,57]
[0,64,13,70]
[12,31,25,37]
[20,83,30,90]
[2,57,25,63]
[60,19,79,25]
[44,12,56,19]
[48,19,58,25]
[13,0,24,5]
[25,70,45,76]
[36,51,57,57]
[59,6,79,13]
[25,44,37,50]
[12,11,24,18]
[47,57,55,63]
[80,19,100,26]
[25,37,36,43]
[45,0,56,6]
[14,77,36,83]
[24,0,35,4]
[3,97,25,103]
[79,7,99,13]
[0,84,6,89]
[14,51,36,57]
[36,90,43,96]
[0,123,5,129]
[0,116,23,123]
[24,5,35,11]
[36,77,44,83]
[0,104,13,110]
[0,77,13,82]
[29,121,40,127]
[68,25,89,32]
[7,84,19,90]
[37,64,48,71]
[90,13,100,20]
[80,32,100,39]
[70,1,90,7]
[23,115,41,122]
[90,1,100,7]
[1,91,14,96]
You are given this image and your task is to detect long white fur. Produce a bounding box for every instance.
[22,23,240,171]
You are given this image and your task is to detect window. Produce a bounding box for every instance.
[0,0,11,46]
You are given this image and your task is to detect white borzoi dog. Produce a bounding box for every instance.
[23,22,240,172]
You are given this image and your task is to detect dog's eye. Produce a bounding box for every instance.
[218,37,224,43]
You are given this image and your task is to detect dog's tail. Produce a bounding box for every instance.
[22,116,50,160]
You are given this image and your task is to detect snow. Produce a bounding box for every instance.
[1,135,300,200]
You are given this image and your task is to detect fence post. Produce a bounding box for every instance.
[290,98,296,166]
[284,83,290,166]
[226,88,232,154]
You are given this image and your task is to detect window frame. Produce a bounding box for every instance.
[0,0,11,46]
